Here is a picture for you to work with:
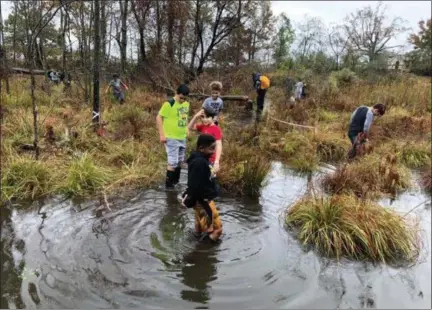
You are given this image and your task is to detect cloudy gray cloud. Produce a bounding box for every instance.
[272,0,431,52]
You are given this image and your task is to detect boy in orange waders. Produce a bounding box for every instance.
[181,134,222,242]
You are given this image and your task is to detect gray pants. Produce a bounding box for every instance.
[165,138,186,168]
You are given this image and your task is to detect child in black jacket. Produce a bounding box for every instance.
[181,134,223,242]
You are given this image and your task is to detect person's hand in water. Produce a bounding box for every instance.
[206,224,214,233]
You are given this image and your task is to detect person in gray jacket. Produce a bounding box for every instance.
[348,103,386,145]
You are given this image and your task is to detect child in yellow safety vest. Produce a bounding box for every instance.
[252,73,270,114]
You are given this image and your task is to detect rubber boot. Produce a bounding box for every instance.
[165,170,176,188]
[173,167,181,185]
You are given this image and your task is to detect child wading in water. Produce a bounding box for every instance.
[202,81,224,125]
[156,84,190,188]
[182,134,223,242]
[105,74,129,104]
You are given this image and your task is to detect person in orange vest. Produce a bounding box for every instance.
[252,72,270,114]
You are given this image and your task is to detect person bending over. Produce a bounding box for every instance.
[347,103,386,159]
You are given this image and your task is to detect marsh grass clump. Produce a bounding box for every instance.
[282,131,319,173]
[106,140,140,167]
[322,154,411,198]
[375,141,431,169]
[313,131,350,163]
[285,195,421,263]
[60,152,111,198]
[398,143,431,169]
[103,142,165,190]
[1,157,54,202]
[217,144,271,196]
[377,112,431,139]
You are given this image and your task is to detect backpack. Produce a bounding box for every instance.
[259,75,271,89]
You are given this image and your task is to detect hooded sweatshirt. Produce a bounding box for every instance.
[183,151,217,224]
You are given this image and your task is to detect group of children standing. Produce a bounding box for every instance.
[156,81,225,243]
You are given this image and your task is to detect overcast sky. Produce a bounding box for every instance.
[272,0,431,51]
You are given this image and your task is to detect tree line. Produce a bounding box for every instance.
[0,0,430,85]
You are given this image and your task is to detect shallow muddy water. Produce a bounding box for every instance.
[1,162,431,309]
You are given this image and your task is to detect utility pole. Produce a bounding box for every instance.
[92,0,101,127]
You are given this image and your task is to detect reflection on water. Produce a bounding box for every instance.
[1,206,25,309]
[0,162,431,309]
[180,242,219,305]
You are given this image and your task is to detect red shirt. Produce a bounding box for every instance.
[196,124,222,164]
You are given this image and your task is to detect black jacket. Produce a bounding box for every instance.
[183,151,217,224]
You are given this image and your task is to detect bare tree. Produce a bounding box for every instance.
[194,0,244,76]
[327,24,349,70]
[28,1,68,159]
[295,15,325,60]
[120,0,129,73]
[343,2,408,62]
[131,0,152,64]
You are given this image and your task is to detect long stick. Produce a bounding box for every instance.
[269,116,317,130]
[402,200,429,218]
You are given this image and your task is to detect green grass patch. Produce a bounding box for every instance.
[1,157,54,202]
[60,152,111,198]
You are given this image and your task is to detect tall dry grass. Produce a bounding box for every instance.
[286,195,421,264]
[322,154,411,199]
[217,143,271,196]
[1,72,430,204]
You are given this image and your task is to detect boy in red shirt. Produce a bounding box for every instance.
[188,106,223,172]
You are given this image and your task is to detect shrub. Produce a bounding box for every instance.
[329,68,358,89]
[286,195,421,263]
